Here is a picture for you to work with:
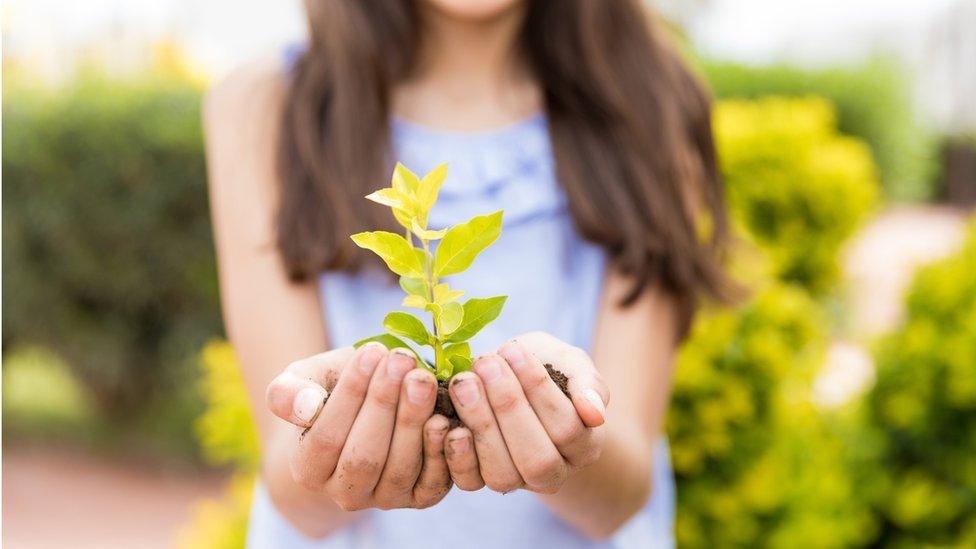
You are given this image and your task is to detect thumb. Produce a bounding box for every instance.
[569,379,609,428]
[266,372,328,428]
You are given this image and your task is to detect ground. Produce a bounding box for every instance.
[1,205,969,548]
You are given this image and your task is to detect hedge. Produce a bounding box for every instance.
[865,217,976,546]
[2,71,221,418]
[701,58,938,202]
[714,96,878,294]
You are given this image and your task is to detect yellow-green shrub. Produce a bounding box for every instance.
[865,217,976,546]
[714,97,878,294]
[179,341,257,549]
[670,282,873,547]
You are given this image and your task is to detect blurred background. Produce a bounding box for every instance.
[3,0,975,547]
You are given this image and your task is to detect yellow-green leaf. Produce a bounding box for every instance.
[353,333,427,370]
[415,163,447,219]
[392,162,421,194]
[399,276,426,297]
[444,342,472,374]
[383,312,432,346]
[434,211,503,276]
[445,296,507,343]
[428,301,463,335]
[411,219,447,241]
[402,295,428,309]
[365,188,409,210]
[433,283,464,304]
[350,231,424,278]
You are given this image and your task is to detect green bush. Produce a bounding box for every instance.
[702,58,938,202]
[865,217,976,546]
[2,71,221,418]
[666,96,882,546]
[714,96,879,294]
[669,282,874,547]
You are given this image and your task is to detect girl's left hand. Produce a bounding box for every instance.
[444,331,610,494]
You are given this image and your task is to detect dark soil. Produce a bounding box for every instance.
[432,364,569,427]
[544,363,571,398]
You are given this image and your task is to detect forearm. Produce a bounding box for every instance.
[260,427,364,538]
[540,420,654,540]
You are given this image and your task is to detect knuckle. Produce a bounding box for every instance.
[486,478,521,494]
[290,464,325,491]
[522,454,565,489]
[367,386,400,411]
[490,388,523,415]
[380,470,415,495]
[413,485,450,509]
[550,420,586,449]
[484,471,522,494]
[306,431,342,457]
[332,495,366,512]
[339,455,383,479]
[520,369,550,395]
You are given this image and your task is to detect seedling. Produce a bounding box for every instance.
[351,163,506,381]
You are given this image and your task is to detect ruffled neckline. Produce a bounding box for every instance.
[391,112,564,229]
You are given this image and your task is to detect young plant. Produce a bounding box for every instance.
[351,163,507,381]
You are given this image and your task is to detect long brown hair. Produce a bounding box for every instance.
[278,0,734,334]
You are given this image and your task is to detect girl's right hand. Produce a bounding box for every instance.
[266,343,453,511]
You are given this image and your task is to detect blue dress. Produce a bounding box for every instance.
[247,114,675,548]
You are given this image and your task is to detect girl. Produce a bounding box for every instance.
[205,0,732,547]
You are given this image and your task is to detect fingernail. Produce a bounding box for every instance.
[584,388,606,419]
[451,377,480,407]
[474,356,502,383]
[406,377,434,405]
[293,386,327,424]
[498,343,526,371]
[358,342,385,375]
[448,436,471,456]
[387,349,416,380]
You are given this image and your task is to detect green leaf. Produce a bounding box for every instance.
[399,276,426,297]
[433,283,464,304]
[434,211,503,276]
[415,163,447,221]
[445,296,507,343]
[444,342,472,374]
[353,333,427,369]
[411,219,447,241]
[383,312,432,345]
[350,231,424,278]
[402,295,428,309]
[449,354,474,374]
[428,301,463,335]
[392,162,421,194]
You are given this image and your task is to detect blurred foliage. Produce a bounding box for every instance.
[2,69,221,419]
[701,58,938,202]
[864,218,976,546]
[179,472,254,549]
[2,346,98,431]
[180,341,258,549]
[667,96,882,546]
[669,283,874,547]
[713,96,879,294]
[195,341,260,471]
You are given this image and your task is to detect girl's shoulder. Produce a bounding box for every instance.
[203,57,287,149]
